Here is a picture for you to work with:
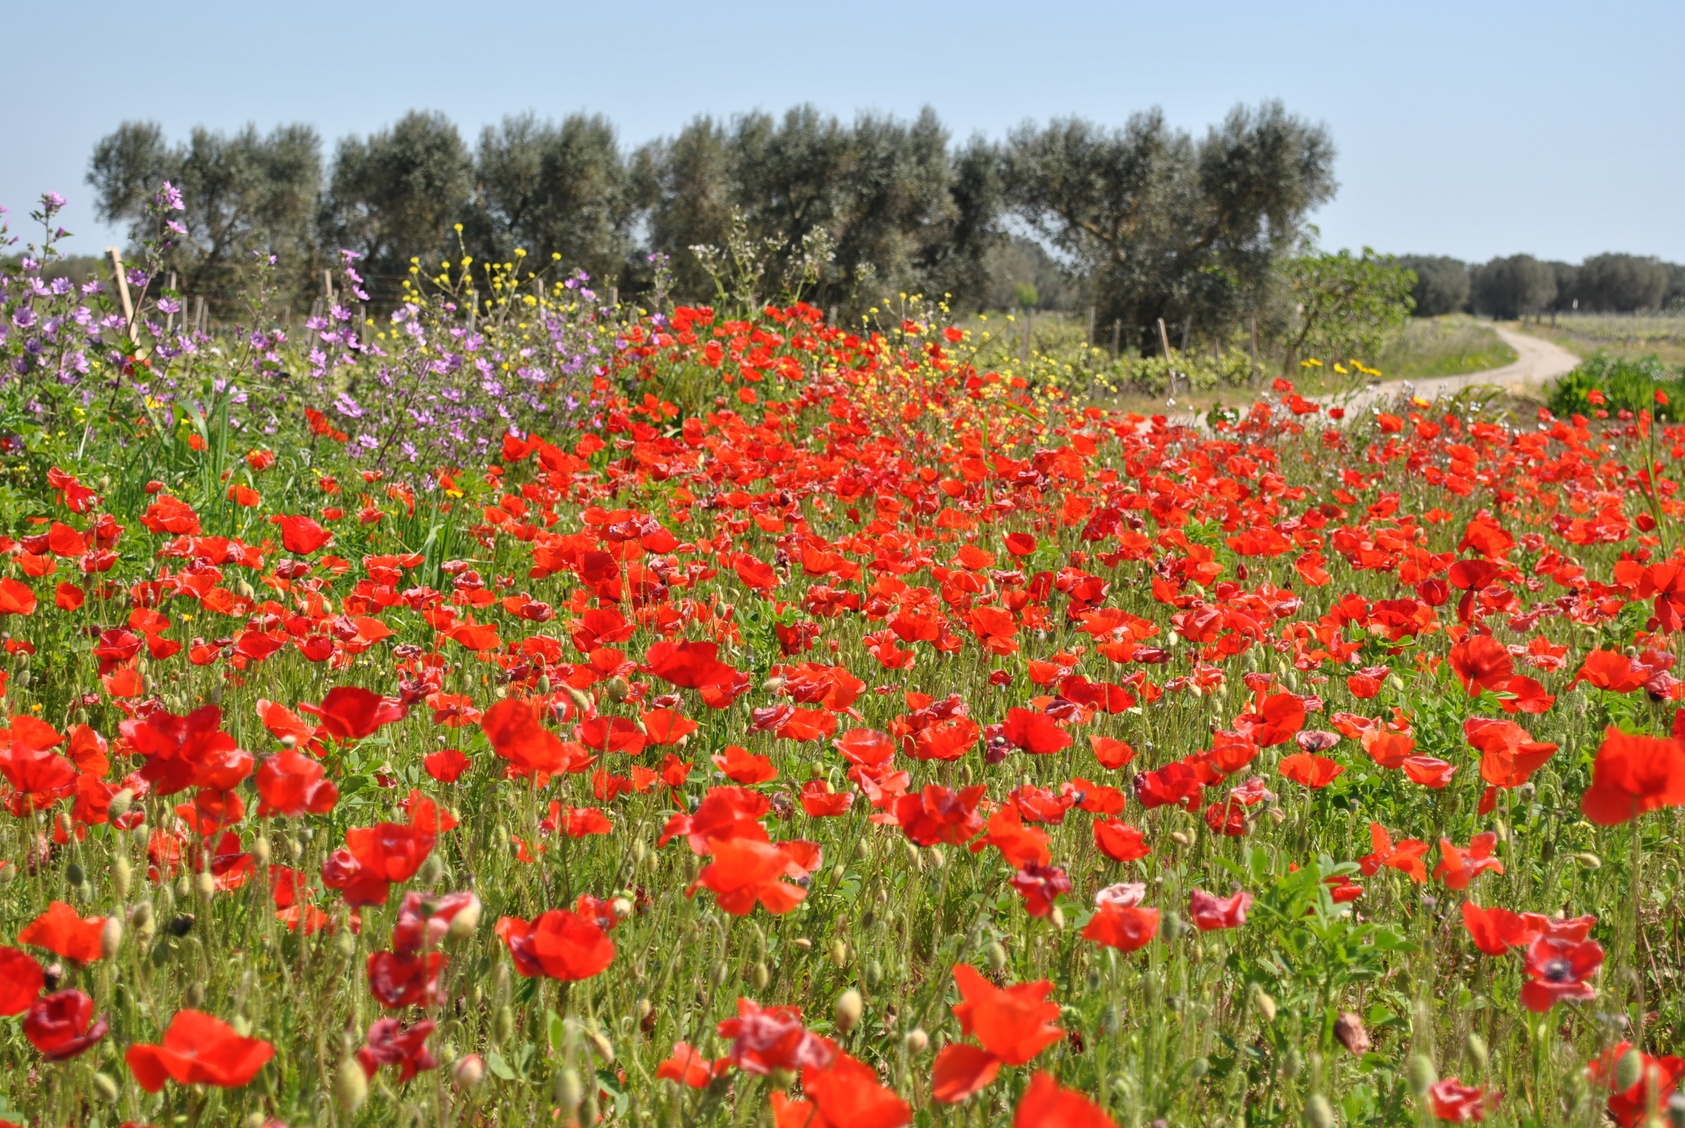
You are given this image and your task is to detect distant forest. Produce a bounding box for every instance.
[75,102,1337,355]
[1401,253,1685,320]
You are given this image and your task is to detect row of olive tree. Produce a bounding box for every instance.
[86,102,1335,353]
[1400,253,1685,320]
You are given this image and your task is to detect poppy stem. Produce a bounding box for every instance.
[1631,817,1645,1046]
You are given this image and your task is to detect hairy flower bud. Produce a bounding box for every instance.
[835,988,863,1033]
[452,1054,486,1089]
[1406,1053,1437,1097]
[1249,982,1277,1023]
[112,856,131,899]
[1304,1094,1335,1128]
[334,1055,368,1115]
[904,1028,929,1053]
[101,915,123,959]
[1334,1012,1371,1057]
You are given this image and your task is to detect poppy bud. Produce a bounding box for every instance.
[1050,906,1066,929]
[334,1055,368,1114]
[1304,1094,1335,1128]
[335,930,357,959]
[453,1054,486,1089]
[830,940,850,968]
[751,962,769,989]
[67,861,87,888]
[1281,1048,1302,1078]
[1405,1053,1437,1097]
[93,1071,120,1102]
[252,838,271,866]
[447,898,483,941]
[419,854,445,886]
[173,874,192,901]
[1613,1047,1645,1093]
[129,901,155,939]
[1249,983,1277,1023]
[710,960,729,986]
[493,1005,515,1045]
[1190,1056,1209,1079]
[865,959,883,989]
[108,789,134,822]
[1169,830,1194,847]
[554,1067,584,1112]
[606,676,630,702]
[566,686,592,713]
[1465,1032,1488,1071]
[835,988,863,1033]
[904,1028,929,1053]
[985,941,1008,972]
[112,856,131,899]
[194,871,216,903]
[1334,1012,1370,1056]
[101,916,123,960]
[1574,852,1602,870]
[587,1029,614,1064]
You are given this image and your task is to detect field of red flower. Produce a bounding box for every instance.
[3,191,1685,1128]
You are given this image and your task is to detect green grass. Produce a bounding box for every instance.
[1375,316,1516,382]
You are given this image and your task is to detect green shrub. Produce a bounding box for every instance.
[1548,352,1685,421]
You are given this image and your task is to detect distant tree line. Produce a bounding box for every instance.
[1400,253,1685,320]
[85,102,1336,354]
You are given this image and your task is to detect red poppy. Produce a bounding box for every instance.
[1461,902,1533,955]
[1448,635,1513,695]
[1090,735,1136,769]
[1402,755,1456,788]
[655,1041,729,1088]
[255,749,339,817]
[320,822,437,906]
[1236,692,1305,747]
[300,686,408,742]
[126,1010,276,1091]
[799,779,855,817]
[366,950,447,1009]
[390,890,480,955]
[495,908,615,981]
[1588,1042,1685,1128]
[970,806,1051,868]
[356,1018,437,1082]
[931,964,1063,1103]
[1010,863,1072,917]
[423,748,471,782]
[23,989,107,1061]
[1574,649,1649,694]
[1014,1071,1118,1128]
[1002,708,1070,755]
[688,837,817,915]
[713,744,777,784]
[1359,823,1429,883]
[0,947,44,1015]
[274,513,332,554]
[1464,717,1557,788]
[1189,888,1252,931]
[1278,752,1343,789]
[716,997,835,1076]
[1435,832,1503,890]
[481,697,580,777]
[18,901,105,963]
[790,1050,911,1128]
[118,705,249,796]
[645,640,739,690]
[1580,728,1685,825]
[894,785,986,846]
[1428,1077,1496,1123]
[1082,905,1159,953]
[1093,818,1150,862]
[0,578,37,616]
[1519,934,1602,1012]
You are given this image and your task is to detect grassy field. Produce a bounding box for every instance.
[955,311,1517,415]
[1519,313,1685,366]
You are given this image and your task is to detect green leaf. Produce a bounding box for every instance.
[485,1049,516,1081]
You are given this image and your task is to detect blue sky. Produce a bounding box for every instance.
[4,0,1681,262]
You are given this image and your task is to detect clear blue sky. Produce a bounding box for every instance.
[4,0,1681,263]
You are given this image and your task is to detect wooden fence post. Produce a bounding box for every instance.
[106,248,134,325]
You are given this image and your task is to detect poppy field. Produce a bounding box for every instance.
[5,189,1685,1128]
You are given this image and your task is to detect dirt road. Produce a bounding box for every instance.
[1328,322,1580,415]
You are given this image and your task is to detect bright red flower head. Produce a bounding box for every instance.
[716,997,835,1076]
[18,901,105,964]
[1014,1071,1118,1128]
[300,686,408,742]
[1082,904,1160,953]
[23,989,107,1061]
[1189,888,1252,931]
[495,908,614,981]
[1519,934,1603,1012]
[1428,1077,1497,1122]
[125,1010,275,1092]
[1580,728,1685,825]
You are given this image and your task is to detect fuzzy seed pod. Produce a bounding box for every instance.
[1406,1053,1438,1097]
[108,789,134,821]
[1574,852,1602,870]
[334,1055,369,1115]
[112,856,131,899]
[985,941,1009,972]
[493,1004,515,1045]
[829,940,850,968]
[554,1067,584,1112]
[835,989,863,1033]
[1304,1093,1335,1128]
[1249,982,1277,1023]
[1465,1032,1488,1072]
[194,871,216,903]
[1613,1047,1645,1093]
[587,1029,615,1064]
[100,916,123,959]
[93,1071,120,1102]
[447,899,483,941]
[252,837,271,866]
